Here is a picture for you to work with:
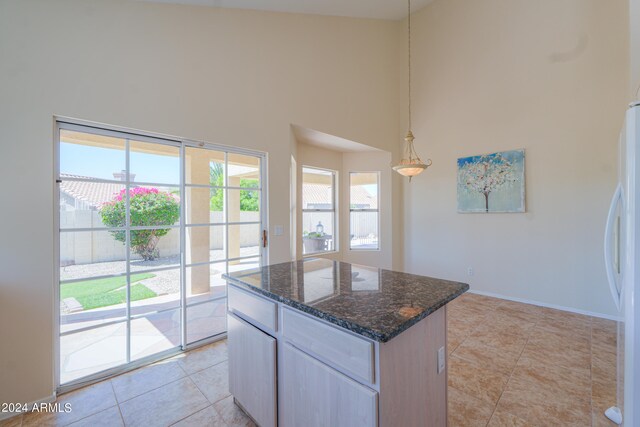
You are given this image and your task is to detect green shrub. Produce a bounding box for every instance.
[100,188,180,261]
[209,164,259,212]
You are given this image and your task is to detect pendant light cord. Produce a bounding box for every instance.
[408,0,412,131]
[392,0,432,177]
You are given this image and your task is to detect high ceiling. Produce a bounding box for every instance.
[292,125,382,153]
[137,0,434,20]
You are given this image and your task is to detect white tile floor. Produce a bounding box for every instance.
[1,294,618,427]
[2,340,254,427]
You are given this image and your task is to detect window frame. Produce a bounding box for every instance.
[301,166,338,256]
[53,117,268,393]
[348,171,381,251]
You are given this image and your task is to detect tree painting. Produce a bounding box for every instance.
[457,150,525,213]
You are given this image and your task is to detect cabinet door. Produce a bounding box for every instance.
[228,313,277,427]
[282,343,377,427]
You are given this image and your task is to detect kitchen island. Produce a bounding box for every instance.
[222,258,468,427]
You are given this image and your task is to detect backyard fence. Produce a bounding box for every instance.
[60,210,260,266]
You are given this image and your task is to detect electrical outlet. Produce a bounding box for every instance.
[467,266,474,276]
[437,346,445,374]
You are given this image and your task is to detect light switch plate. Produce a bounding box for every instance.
[437,346,445,374]
[273,225,284,236]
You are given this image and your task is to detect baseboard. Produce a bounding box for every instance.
[467,289,623,322]
[0,392,57,421]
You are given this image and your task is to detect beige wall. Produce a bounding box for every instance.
[401,0,629,317]
[296,143,394,268]
[0,0,400,406]
[0,0,631,409]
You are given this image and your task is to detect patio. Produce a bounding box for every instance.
[59,253,259,384]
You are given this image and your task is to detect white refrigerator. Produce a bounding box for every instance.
[605,101,640,426]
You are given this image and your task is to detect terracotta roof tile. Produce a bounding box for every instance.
[303,183,376,208]
[59,174,123,209]
[60,175,377,210]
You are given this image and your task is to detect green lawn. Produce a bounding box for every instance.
[61,273,157,310]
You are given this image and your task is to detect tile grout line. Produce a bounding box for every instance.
[115,405,126,427]
[59,405,118,427]
[178,352,228,376]
[114,373,188,406]
[450,295,600,425]
[181,356,229,376]
[210,400,233,427]
[186,365,232,406]
[163,376,207,425]
[178,371,233,426]
[450,299,520,367]
[480,299,514,426]
[56,381,121,427]
[449,298,502,356]
[117,351,229,425]
[110,381,127,427]
[449,310,497,360]
[484,304,544,425]
[490,309,596,425]
[113,352,228,406]
[48,347,227,427]
[187,370,210,404]
[450,297,506,425]
[166,403,213,427]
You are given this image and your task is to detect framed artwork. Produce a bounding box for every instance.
[457,149,525,213]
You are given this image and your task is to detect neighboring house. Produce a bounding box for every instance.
[349,185,377,209]
[60,175,377,212]
[302,183,376,209]
[59,173,125,211]
[302,182,378,244]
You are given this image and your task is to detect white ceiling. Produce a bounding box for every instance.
[138,0,434,20]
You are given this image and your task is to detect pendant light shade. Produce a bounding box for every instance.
[393,0,432,181]
[392,131,432,180]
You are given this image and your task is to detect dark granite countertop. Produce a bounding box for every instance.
[223,258,468,343]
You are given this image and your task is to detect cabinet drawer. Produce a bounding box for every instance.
[228,285,277,332]
[282,343,377,427]
[282,308,374,384]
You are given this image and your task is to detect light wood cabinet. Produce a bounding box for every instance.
[227,313,277,427]
[282,308,374,384]
[228,285,278,332]
[226,282,447,427]
[281,343,378,427]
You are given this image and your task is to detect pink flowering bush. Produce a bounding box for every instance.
[114,187,160,201]
[100,188,180,261]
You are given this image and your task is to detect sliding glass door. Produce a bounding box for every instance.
[183,146,264,344]
[56,122,266,387]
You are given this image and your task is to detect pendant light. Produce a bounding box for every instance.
[392,0,432,181]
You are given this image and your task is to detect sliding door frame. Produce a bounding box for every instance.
[53,117,268,393]
[180,139,269,350]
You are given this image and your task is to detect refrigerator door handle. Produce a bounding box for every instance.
[604,183,623,311]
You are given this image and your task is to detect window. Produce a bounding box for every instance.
[302,167,336,255]
[349,172,379,250]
